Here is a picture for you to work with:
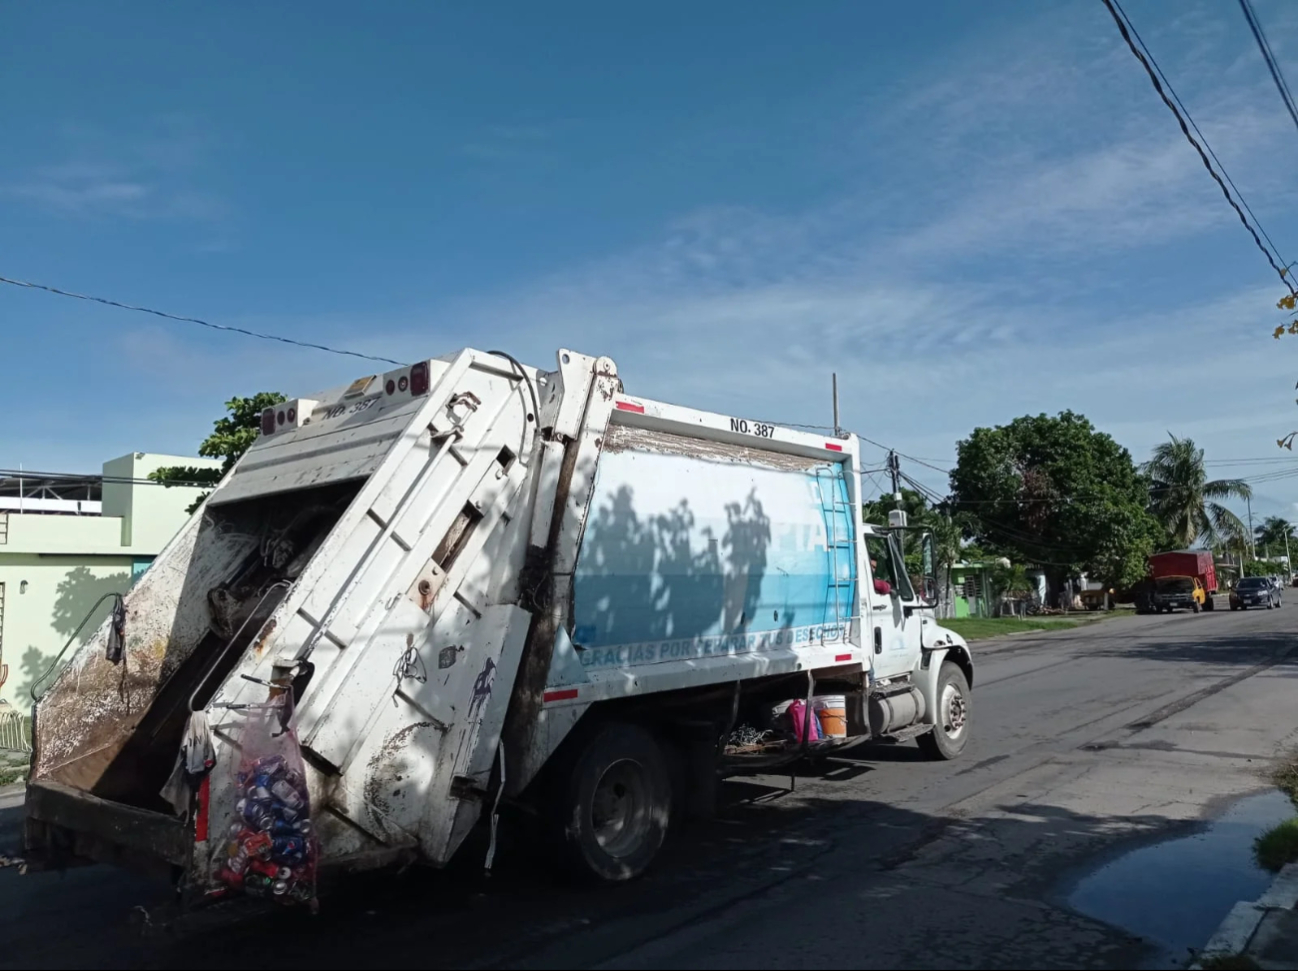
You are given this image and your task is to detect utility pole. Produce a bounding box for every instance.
[886,451,905,527]
[831,373,841,438]
[1247,495,1256,560]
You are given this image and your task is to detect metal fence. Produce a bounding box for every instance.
[0,708,29,753]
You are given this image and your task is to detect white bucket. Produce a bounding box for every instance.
[813,694,848,739]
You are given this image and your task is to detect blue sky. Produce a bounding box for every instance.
[4,0,1298,522]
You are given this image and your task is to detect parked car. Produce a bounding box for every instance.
[1231,576,1281,610]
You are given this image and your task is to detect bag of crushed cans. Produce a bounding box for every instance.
[211,696,318,907]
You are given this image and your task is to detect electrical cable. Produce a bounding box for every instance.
[1238,0,1298,143]
[0,274,407,366]
[486,349,542,460]
[1120,3,1290,270]
[1100,0,1296,293]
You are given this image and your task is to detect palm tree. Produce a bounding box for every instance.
[1144,435,1251,548]
[1255,516,1295,559]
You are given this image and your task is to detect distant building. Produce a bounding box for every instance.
[0,453,221,707]
[951,560,1000,618]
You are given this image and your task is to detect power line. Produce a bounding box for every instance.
[1121,3,1290,272]
[1238,0,1298,142]
[855,432,952,475]
[1204,456,1298,465]
[1100,0,1296,293]
[0,274,407,367]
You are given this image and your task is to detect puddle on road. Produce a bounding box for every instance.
[1067,788,1293,969]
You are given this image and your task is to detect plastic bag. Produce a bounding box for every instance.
[211,694,318,907]
[786,699,821,744]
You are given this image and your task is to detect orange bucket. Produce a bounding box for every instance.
[813,695,848,739]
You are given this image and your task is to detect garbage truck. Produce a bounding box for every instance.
[22,347,974,902]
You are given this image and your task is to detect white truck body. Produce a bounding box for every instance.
[24,347,973,893]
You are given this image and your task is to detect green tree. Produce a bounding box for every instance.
[1245,558,1289,578]
[864,488,965,568]
[862,488,930,529]
[151,392,286,513]
[991,562,1033,598]
[1255,516,1295,558]
[863,488,981,613]
[949,411,1160,593]
[1143,435,1250,548]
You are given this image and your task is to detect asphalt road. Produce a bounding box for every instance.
[1,607,1295,970]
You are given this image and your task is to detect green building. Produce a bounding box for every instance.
[0,453,220,708]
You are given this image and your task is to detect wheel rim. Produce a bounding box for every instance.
[940,682,968,740]
[590,758,652,859]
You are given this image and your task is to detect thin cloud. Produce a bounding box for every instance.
[1,117,228,222]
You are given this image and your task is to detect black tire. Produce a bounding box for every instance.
[1205,597,1215,612]
[545,722,673,884]
[917,661,972,761]
[1192,601,1201,614]
[1268,600,1275,610]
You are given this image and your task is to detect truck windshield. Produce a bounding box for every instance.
[1155,577,1194,593]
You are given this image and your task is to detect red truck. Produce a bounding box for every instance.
[1145,550,1217,613]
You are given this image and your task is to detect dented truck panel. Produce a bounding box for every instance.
[25,345,905,896]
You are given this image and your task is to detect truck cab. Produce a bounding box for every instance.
[1151,575,1205,613]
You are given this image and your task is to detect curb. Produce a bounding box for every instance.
[1193,863,1298,967]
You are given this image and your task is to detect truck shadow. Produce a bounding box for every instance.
[93,772,1163,971]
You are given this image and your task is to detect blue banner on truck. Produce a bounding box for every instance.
[572,449,856,669]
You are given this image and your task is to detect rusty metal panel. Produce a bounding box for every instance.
[26,779,190,866]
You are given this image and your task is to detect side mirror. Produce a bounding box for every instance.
[920,531,939,607]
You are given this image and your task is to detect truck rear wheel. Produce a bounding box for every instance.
[546,722,672,884]
[917,661,971,761]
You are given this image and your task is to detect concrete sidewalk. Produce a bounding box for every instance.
[1196,863,1298,969]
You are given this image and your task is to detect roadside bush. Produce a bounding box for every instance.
[1255,817,1298,872]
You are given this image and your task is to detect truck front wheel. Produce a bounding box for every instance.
[917,661,972,761]
[546,722,673,884]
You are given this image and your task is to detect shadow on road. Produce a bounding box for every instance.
[1085,629,1298,668]
[0,753,1157,971]
[5,614,1292,969]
